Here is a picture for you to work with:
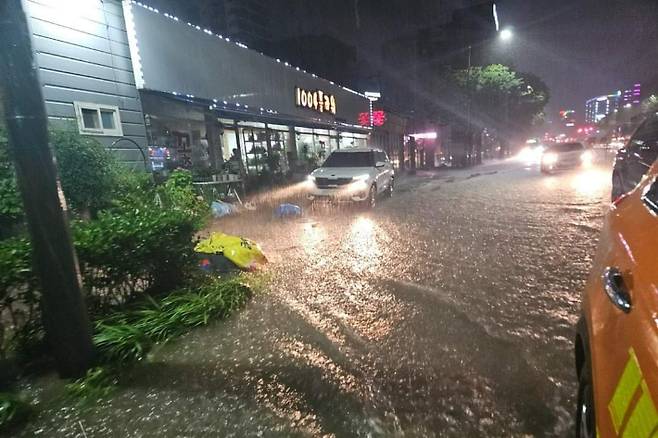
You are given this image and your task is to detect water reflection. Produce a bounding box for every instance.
[570,168,610,197]
[344,217,381,274]
[300,221,326,255]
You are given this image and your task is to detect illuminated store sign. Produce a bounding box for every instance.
[295,87,336,115]
[358,110,386,127]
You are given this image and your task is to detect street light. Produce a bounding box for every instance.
[499,28,513,41]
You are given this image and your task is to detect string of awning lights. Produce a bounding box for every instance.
[128,0,369,131]
[162,92,367,132]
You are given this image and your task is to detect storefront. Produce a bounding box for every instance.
[124,1,371,186]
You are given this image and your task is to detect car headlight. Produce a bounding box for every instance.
[307,175,316,182]
[347,175,369,193]
[581,151,593,165]
[542,153,558,165]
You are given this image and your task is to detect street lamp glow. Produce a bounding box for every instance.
[500,28,513,41]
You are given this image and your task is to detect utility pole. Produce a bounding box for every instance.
[466,45,473,167]
[0,0,95,377]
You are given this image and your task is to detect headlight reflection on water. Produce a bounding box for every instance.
[345,217,381,273]
[571,168,610,197]
[301,221,326,257]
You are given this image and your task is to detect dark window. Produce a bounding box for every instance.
[618,115,658,197]
[375,151,387,163]
[629,115,658,167]
[81,108,100,129]
[323,151,374,167]
[546,142,584,153]
[642,177,658,215]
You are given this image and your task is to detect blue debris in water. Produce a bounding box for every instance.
[211,200,236,218]
[274,203,302,218]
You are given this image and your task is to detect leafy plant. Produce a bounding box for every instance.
[74,207,197,310]
[158,169,209,229]
[110,168,156,212]
[93,321,153,364]
[65,366,117,403]
[0,237,38,355]
[0,206,198,357]
[93,277,252,364]
[49,128,119,216]
[0,392,32,432]
[0,126,23,236]
[0,125,121,228]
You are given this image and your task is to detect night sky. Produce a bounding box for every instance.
[271,0,658,122]
[160,0,658,123]
[498,0,658,121]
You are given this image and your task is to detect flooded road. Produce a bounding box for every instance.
[18,155,614,437]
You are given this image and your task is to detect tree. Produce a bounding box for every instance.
[451,64,549,160]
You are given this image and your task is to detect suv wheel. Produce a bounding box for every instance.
[576,350,596,438]
[366,184,377,208]
[386,179,394,197]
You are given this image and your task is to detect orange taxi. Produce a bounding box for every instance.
[575,160,658,437]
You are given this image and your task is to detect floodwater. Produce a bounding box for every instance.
[16,153,615,437]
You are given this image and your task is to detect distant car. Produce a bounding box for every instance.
[574,159,658,438]
[612,112,658,201]
[540,142,592,174]
[307,148,394,207]
[517,143,546,163]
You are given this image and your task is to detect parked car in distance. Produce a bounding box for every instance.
[612,112,658,201]
[574,160,658,438]
[307,148,394,207]
[540,142,592,174]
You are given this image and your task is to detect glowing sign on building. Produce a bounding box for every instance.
[295,87,337,114]
[359,110,386,127]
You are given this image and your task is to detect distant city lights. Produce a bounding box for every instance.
[410,132,437,140]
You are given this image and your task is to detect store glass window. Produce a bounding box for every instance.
[241,127,269,176]
[269,128,290,175]
[146,113,211,177]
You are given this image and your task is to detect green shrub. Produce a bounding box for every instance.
[75,207,198,310]
[0,126,23,236]
[0,207,198,357]
[0,130,212,361]
[0,237,38,354]
[0,125,120,229]
[158,169,209,229]
[111,168,157,212]
[50,128,119,216]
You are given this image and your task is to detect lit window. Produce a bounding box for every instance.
[74,102,123,136]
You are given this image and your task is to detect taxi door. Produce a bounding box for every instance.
[588,167,658,437]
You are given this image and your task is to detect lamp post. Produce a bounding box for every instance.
[499,28,513,158]
[465,28,513,165]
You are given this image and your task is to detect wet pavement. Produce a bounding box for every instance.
[17,153,615,437]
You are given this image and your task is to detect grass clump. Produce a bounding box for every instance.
[94,276,252,364]
[65,367,118,404]
[62,276,252,403]
[0,392,32,432]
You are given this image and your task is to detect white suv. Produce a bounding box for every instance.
[307,148,394,207]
